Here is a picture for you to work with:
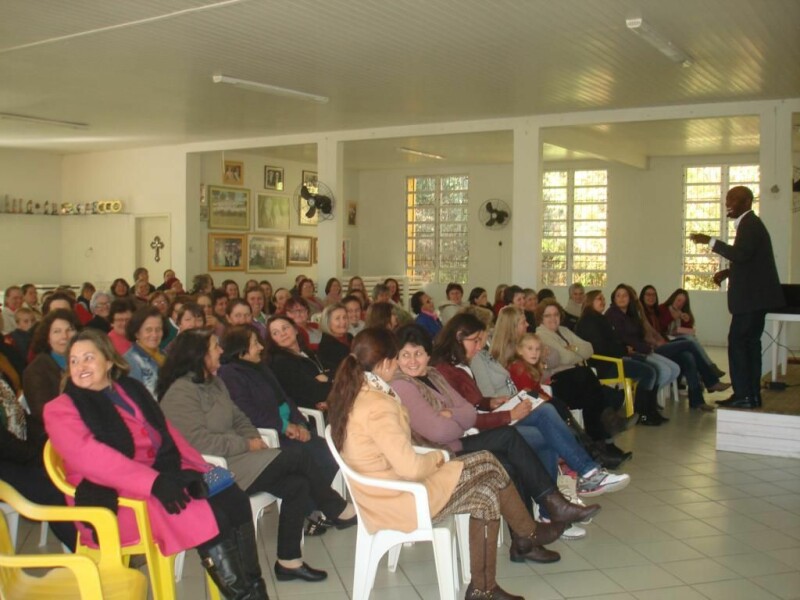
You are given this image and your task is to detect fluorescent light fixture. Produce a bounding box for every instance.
[397,147,446,160]
[0,112,89,130]
[212,74,329,104]
[626,18,693,67]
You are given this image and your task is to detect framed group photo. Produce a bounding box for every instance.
[287,235,313,266]
[255,194,290,230]
[208,233,245,271]
[264,166,284,191]
[208,185,250,230]
[247,234,287,273]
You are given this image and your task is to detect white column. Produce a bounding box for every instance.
[316,137,344,284]
[511,123,542,286]
[759,102,794,280]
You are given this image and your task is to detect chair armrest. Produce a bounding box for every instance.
[258,428,280,448]
[297,407,326,437]
[202,454,228,468]
[592,354,625,381]
[413,445,449,462]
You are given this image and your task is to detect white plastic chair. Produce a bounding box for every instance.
[297,406,347,498]
[324,425,460,600]
[174,428,280,582]
[1,503,50,549]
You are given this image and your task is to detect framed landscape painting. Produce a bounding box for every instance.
[208,233,245,271]
[247,234,286,273]
[208,185,250,230]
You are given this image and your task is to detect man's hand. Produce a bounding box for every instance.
[689,233,711,245]
[713,269,730,286]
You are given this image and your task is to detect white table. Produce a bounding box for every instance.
[765,312,800,381]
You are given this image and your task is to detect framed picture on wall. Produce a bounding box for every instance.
[208,185,250,230]
[347,202,357,226]
[255,194,290,230]
[287,235,313,266]
[223,160,244,185]
[264,166,284,191]
[208,233,245,271]
[301,170,318,192]
[247,234,286,273]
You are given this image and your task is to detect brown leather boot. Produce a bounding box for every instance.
[509,531,561,564]
[466,518,524,600]
[540,489,601,524]
[497,483,562,564]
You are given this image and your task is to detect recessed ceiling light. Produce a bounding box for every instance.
[397,147,446,160]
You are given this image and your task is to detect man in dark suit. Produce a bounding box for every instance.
[690,186,784,409]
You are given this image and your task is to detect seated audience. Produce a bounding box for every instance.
[606,284,726,412]
[342,294,365,336]
[346,276,365,294]
[657,287,725,377]
[245,286,268,325]
[42,290,76,315]
[159,328,355,583]
[323,278,342,306]
[0,374,76,550]
[364,301,399,332]
[21,283,42,321]
[297,278,324,315]
[328,328,576,598]
[576,290,665,425]
[273,288,291,314]
[383,277,402,305]
[522,288,538,332]
[492,284,508,316]
[74,282,96,324]
[156,268,176,291]
[317,303,352,372]
[107,298,135,356]
[438,283,465,325]
[264,315,332,411]
[23,309,80,431]
[535,299,636,449]
[85,290,112,333]
[468,286,493,312]
[1,286,23,335]
[411,290,442,339]
[5,306,35,364]
[285,297,321,349]
[133,267,157,295]
[110,277,130,300]
[124,306,166,397]
[189,273,214,296]
[45,328,268,597]
[562,283,585,330]
[394,324,626,509]
[221,279,241,300]
[258,280,277,315]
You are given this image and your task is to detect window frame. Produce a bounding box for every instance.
[682,163,760,291]
[405,173,469,284]
[540,168,609,288]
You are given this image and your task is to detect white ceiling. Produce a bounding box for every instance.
[2,0,799,163]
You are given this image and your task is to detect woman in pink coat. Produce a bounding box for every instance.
[44,328,267,599]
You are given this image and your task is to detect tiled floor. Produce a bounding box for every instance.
[15,348,800,599]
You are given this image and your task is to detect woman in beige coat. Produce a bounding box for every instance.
[327,328,565,600]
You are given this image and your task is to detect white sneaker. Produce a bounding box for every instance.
[560,524,586,540]
[577,469,630,498]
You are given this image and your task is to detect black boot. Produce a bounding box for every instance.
[199,530,266,600]
[568,418,628,469]
[234,522,269,599]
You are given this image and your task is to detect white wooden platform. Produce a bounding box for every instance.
[716,408,800,458]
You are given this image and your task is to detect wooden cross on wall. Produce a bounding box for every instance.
[150,236,165,262]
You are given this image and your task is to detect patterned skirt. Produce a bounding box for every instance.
[434,450,509,522]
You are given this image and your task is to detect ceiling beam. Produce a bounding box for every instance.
[542,127,649,169]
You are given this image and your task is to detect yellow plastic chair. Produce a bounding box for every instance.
[0,479,147,599]
[43,440,221,600]
[592,354,635,417]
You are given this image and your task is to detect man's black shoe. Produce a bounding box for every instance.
[728,396,759,409]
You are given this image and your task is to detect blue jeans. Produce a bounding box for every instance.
[645,352,680,387]
[656,339,720,407]
[515,403,597,480]
[622,357,658,390]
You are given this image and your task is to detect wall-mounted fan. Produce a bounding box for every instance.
[478,199,511,230]
[294,180,335,221]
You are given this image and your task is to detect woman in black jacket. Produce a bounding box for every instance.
[575,290,665,425]
[263,315,332,411]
